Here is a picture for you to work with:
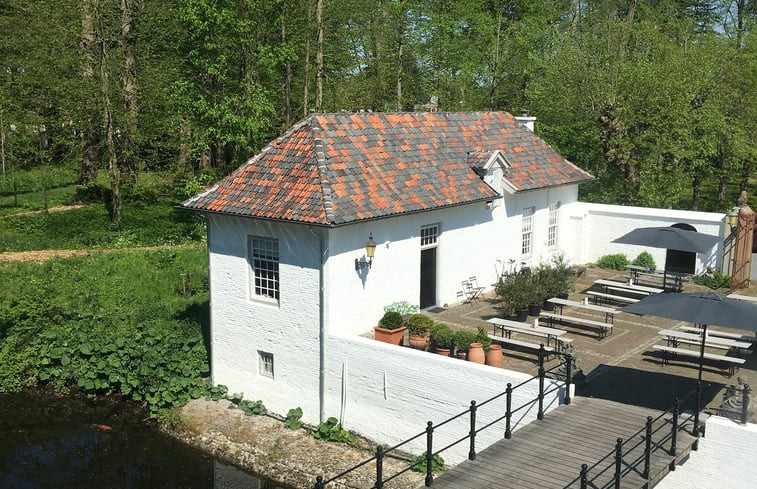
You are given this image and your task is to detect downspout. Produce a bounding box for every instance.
[309,226,328,422]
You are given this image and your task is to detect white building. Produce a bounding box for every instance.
[180,111,726,462]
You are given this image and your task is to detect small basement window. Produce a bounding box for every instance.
[258,351,274,379]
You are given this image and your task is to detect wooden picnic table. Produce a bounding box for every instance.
[594,279,664,295]
[486,317,567,350]
[658,329,753,352]
[547,297,620,323]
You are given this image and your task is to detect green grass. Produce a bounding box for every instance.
[0,197,205,252]
[0,248,211,413]
[0,184,79,217]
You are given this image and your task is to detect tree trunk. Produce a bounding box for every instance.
[488,10,502,110]
[178,121,191,174]
[315,0,323,113]
[199,148,212,170]
[283,2,292,128]
[303,0,311,116]
[119,0,139,184]
[717,173,728,206]
[396,2,404,112]
[691,175,700,210]
[79,0,100,185]
[96,0,121,224]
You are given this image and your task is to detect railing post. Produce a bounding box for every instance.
[425,421,434,487]
[376,445,384,489]
[670,397,679,456]
[614,438,623,489]
[314,476,324,489]
[505,383,512,439]
[643,416,653,480]
[538,344,545,420]
[469,400,477,460]
[564,353,572,405]
[741,384,751,425]
[694,380,702,437]
[580,463,588,489]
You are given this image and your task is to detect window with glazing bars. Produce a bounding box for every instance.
[420,224,439,247]
[259,351,274,378]
[250,237,279,301]
[521,207,534,256]
[547,202,560,248]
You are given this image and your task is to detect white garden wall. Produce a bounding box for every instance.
[324,333,563,464]
[563,202,726,272]
[655,416,757,489]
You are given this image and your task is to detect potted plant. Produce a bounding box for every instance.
[407,313,434,350]
[495,274,530,322]
[551,253,576,299]
[374,311,407,346]
[453,330,478,360]
[527,270,544,317]
[538,265,560,311]
[430,323,454,356]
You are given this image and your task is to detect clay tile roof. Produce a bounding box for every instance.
[180,112,593,225]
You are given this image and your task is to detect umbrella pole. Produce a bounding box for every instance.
[694,324,707,436]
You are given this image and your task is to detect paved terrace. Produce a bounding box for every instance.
[426,266,757,423]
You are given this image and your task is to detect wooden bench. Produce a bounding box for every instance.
[586,290,639,305]
[540,312,613,339]
[679,326,757,343]
[653,345,745,376]
[488,334,555,355]
[606,285,651,296]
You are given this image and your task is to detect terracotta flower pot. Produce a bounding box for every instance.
[434,348,450,357]
[468,343,485,364]
[485,344,504,368]
[408,334,429,350]
[374,326,407,346]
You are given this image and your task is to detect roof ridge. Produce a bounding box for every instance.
[311,120,336,225]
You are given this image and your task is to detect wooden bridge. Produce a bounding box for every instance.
[431,396,699,489]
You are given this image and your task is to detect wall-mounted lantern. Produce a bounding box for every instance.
[355,234,377,271]
[726,207,739,232]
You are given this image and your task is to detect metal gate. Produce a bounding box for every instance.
[731,206,755,289]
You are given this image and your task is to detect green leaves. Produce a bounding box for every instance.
[284,407,303,430]
[312,416,355,444]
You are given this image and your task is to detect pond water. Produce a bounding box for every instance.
[0,392,287,489]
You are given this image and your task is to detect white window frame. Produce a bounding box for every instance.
[521,207,534,256]
[420,223,440,248]
[547,202,560,248]
[249,236,279,302]
[258,351,274,379]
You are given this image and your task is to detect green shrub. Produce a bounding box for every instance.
[406,313,434,335]
[237,399,267,416]
[475,325,491,352]
[596,253,629,270]
[312,417,355,444]
[383,301,419,314]
[632,252,656,271]
[453,330,478,353]
[411,452,445,474]
[429,323,454,350]
[378,311,404,330]
[693,271,731,289]
[284,407,303,430]
[206,384,228,401]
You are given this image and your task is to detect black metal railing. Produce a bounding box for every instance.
[578,387,699,489]
[713,383,751,425]
[313,346,572,488]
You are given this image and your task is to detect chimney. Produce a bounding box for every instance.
[514,110,536,132]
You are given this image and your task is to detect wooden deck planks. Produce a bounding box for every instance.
[431,397,698,489]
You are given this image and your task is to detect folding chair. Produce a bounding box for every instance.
[461,278,484,304]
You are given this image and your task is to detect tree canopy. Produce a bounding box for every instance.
[0,0,754,213]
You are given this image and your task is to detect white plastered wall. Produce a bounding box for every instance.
[324,333,563,464]
[563,202,726,272]
[326,185,578,336]
[655,416,757,489]
[206,214,323,419]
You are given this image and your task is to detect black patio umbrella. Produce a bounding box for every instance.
[611,226,720,254]
[624,292,757,430]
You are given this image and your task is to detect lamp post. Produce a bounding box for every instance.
[355,234,377,271]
